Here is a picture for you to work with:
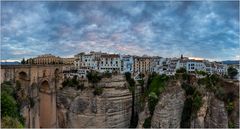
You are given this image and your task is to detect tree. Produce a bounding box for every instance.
[176,68,187,73]
[227,66,238,79]
[21,58,26,64]
[1,91,18,117]
[86,71,102,86]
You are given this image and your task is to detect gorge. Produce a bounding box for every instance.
[1,65,239,128]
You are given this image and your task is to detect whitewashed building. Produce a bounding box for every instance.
[186,60,206,72]
[99,54,121,73]
[120,55,133,73]
[74,51,121,74]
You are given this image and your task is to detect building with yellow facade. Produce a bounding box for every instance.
[133,56,153,74]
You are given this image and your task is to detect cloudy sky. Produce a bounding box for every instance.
[1,1,239,61]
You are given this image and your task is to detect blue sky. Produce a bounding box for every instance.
[1,1,239,61]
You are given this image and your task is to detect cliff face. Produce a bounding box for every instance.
[191,92,228,128]
[151,80,186,128]
[56,75,132,128]
[137,101,150,128]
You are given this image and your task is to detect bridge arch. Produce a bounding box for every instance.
[39,80,56,128]
[39,80,52,128]
[19,71,28,80]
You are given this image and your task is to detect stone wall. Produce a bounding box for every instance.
[57,75,132,128]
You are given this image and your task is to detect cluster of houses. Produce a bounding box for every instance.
[62,51,234,80]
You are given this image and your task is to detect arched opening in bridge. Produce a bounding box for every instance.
[17,71,29,88]
[19,71,27,80]
[39,80,54,128]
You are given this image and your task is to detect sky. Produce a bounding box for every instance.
[1,1,239,61]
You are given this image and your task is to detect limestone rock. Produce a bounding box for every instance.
[137,102,150,128]
[57,75,132,128]
[151,81,185,128]
[204,97,228,128]
[191,92,228,128]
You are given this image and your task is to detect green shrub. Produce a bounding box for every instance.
[148,75,167,96]
[195,70,207,76]
[226,101,234,113]
[227,66,238,79]
[209,74,219,85]
[228,121,235,128]
[1,81,14,95]
[182,73,190,81]
[62,76,81,88]
[181,83,195,96]
[1,91,18,117]
[214,86,225,100]
[143,117,152,128]
[176,68,187,73]
[72,75,79,85]
[87,71,102,84]
[62,79,68,87]
[197,78,207,85]
[192,91,202,113]
[148,92,159,115]
[1,82,25,127]
[93,87,103,96]
[181,82,202,127]
[1,116,24,128]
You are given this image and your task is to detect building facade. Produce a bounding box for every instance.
[133,56,152,74]
[29,54,63,64]
[120,55,133,73]
[186,60,206,72]
[62,58,75,65]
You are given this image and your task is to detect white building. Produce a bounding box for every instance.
[99,54,121,73]
[166,58,180,75]
[204,61,213,74]
[186,60,206,72]
[120,55,133,73]
[215,62,228,75]
[74,51,122,73]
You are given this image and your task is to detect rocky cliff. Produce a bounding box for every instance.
[191,92,228,128]
[137,101,150,128]
[191,79,239,128]
[56,75,132,128]
[151,80,186,128]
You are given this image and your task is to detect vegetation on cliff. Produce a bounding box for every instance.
[142,73,169,128]
[227,66,238,79]
[180,82,203,128]
[180,70,238,128]
[1,81,24,128]
[62,75,84,90]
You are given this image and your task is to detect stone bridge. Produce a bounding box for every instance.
[1,64,64,128]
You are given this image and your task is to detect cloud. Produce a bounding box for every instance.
[1,1,239,61]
